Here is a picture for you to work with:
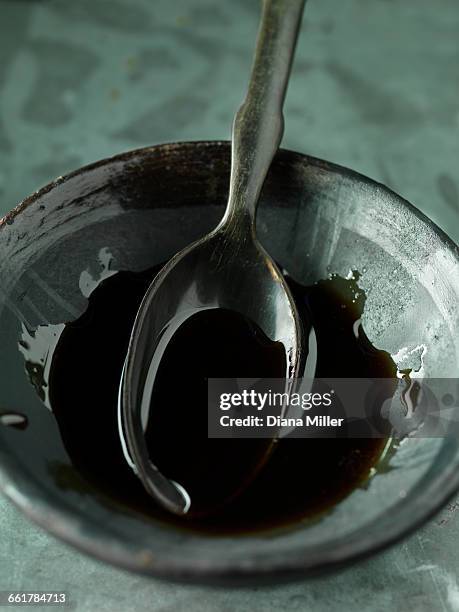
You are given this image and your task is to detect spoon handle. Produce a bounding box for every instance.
[223,0,305,229]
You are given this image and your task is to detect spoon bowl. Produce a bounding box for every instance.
[120,220,303,515]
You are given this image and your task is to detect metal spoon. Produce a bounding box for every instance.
[119,0,306,516]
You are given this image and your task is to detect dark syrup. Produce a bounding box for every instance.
[34,265,396,533]
[144,308,287,516]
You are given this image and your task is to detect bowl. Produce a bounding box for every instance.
[0,141,458,584]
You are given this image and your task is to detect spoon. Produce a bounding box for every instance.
[119,0,307,516]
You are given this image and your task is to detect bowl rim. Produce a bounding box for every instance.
[1,140,459,584]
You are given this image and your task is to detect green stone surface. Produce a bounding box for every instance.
[1,1,459,610]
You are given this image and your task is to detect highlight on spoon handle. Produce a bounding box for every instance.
[223,0,305,230]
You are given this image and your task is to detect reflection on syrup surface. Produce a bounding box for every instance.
[20,263,397,534]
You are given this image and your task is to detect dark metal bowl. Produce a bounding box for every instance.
[0,141,458,584]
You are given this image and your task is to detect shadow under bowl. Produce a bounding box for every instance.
[0,141,458,584]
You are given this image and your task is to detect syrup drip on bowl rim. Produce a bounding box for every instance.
[17,259,399,534]
[0,412,28,430]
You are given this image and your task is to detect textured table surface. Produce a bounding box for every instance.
[1,1,459,610]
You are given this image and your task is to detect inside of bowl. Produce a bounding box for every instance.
[0,142,458,579]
